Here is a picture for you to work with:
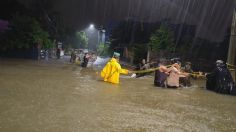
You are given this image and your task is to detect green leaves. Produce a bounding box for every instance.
[0,15,53,50]
[75,31,88,48]
[132,43,148,64]
[149,24,175,52]
[97,42,109,56]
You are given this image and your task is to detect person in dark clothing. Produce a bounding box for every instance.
[154,59,169,88]
[56,48,60,59]
[136,59,150,78]
[183,62,193,73]
[70,50,76,63]
[180,62,193,87]
[82,53,89,67]
[206,60,236,95]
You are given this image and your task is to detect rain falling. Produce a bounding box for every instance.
[0,0,236,131]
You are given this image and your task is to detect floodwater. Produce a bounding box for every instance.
[0,59,236,132]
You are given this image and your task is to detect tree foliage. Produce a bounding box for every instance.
[97,42,110,56]
[132,43,148,64]
[149,24,175,52]
[110,20,152,51]
[0,15,53,50]
[75,31,88,48]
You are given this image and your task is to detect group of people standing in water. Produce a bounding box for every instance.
[154,59,236,95]
[100,52,236,96]
[70,50,97,68]
[154,59,192,88]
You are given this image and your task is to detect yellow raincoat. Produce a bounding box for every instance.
[101,58,129,84]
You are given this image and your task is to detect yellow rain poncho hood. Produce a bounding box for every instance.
[101,58,128,84]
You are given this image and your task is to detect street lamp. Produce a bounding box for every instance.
[86,24,97,51]
[89,24,95,30]
[86,24,106,51]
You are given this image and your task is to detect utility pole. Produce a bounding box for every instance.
[227,3,236,81]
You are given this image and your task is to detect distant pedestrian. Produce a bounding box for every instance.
[56,48,60,59]
[45,50,49,61]
[70,50,76,63]
[180,62,193,87]
[136,59,150,78]
[82,53,89,67]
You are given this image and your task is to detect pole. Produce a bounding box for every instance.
[227,3,236,81]
[147,47,150,63]
[96,28,100,51]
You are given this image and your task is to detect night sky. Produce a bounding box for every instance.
[19,0,235,42]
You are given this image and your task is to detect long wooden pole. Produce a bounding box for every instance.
[227,3,236,81]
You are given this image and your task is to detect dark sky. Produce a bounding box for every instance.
[20,0,235,42]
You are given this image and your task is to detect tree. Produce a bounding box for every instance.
[109,20,152,51]
[75,31,88,48]
[149,24,175,53]
[0,15,53,50]
[0,0,29,20]
[132,43,148,64]
[30,0,60,39]
[97,42,110,56]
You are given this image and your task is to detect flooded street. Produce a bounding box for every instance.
[0,59,236,132]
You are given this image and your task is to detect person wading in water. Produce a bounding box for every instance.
[166,63,189,88]
[206,60,236,95]
[101,52,131,84]
[82,53,89,67]
[154,59,169,88]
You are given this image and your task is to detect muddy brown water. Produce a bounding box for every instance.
[0,59,235,132]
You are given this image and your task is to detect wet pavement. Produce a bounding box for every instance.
[0,58,236,132]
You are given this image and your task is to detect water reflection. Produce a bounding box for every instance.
[0,59,235,132]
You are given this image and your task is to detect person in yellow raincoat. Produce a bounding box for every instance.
[101,52,129,84]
